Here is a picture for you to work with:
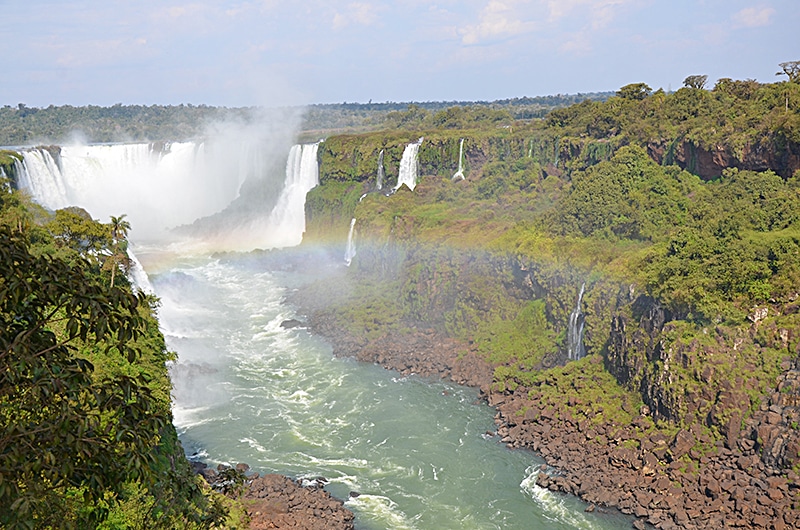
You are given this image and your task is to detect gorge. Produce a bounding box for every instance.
[4,78,800,529]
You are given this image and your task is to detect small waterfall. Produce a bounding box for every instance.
[393,138,423,192]
[567,283,586,360]
[376,149,385,190]
[344,218,357,266]
[126,247,155,295]
[452,138,465,181]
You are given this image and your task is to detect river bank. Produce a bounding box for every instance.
[301,309,800,530]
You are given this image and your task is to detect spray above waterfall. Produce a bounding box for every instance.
[393,138,423,192]
[567,283,586,361]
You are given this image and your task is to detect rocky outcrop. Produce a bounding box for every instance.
[493,373,800,530]
[243,474,355,530]
[647,139,800,180]
[194,462,355,530]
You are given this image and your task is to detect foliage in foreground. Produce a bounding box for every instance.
[0,183,229,528]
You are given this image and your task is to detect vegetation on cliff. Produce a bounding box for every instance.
[301,71,800,471]
[0,182,235,528]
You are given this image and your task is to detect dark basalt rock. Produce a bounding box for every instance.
[280,318,306,329]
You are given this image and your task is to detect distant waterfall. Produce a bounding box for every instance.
[344,218,357,266]
[452,138,465,181]
[14,140,319,251]
[267,142,320,247]
[376,149,385,190]
[393,138,423,192]
[567,283,586,360]
[14,142,239,239]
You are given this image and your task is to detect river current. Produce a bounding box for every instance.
[15,140,631,529]
[144,250,631,530]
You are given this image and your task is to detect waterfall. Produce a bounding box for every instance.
[393,138,423,192]
[344,218,357,266]
[452,138,465,181]
[567,283,586,360]
[265,142,320,247]
[13,139,314,251]
[13,142,240,239]
[376,149,385,190]
[126,246,155,295]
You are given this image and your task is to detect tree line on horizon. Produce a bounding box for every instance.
[0,92,614,146]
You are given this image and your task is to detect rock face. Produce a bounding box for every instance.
[647,139,800,179]
[291,243,800,529]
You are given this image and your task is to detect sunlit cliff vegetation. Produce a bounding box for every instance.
[301,71,800,465]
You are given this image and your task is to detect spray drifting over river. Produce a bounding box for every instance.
[14,127,629,529]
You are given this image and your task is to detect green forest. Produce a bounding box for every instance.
[0,92,612,146]
[0,175,245,528]
[302,70,800,455]
[2,65,800,528]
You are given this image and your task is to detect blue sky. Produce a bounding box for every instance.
[2,0,797,107]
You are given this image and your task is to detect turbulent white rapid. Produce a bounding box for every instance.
[15,138,631,529]
[150,253,630,530]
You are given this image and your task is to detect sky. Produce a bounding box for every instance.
[1,0,798,107]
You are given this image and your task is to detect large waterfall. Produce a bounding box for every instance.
[14,140,317,250]
[15,142,242,240]
[393,138,423,192]
[263,142,320,248]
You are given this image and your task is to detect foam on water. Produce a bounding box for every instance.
[149,253,632,530]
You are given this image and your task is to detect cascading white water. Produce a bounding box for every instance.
[15,142,241,240]
[14,139,316,252]
[344,218,356,266]
[264,142,320,248]
[567,283,586,360]
[376,149,385,191]
[126,247,155,294]
[393,138,423,192]
[452,138,465,181]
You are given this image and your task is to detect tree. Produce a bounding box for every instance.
[683,75,708,90]
[0,225,165,528]
[107,214,132,288]
[777,61,800,83]
[616,83,652,100]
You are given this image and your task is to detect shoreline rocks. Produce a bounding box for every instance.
[193,462,355,529]
[304,311,800,529]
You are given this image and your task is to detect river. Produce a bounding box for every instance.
[142,249,631,530]
[16,140,632,529]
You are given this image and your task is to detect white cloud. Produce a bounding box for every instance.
[459,1,536,45]
[546,0,636,26]
[333,2,380,30]
[731,6,775,28]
